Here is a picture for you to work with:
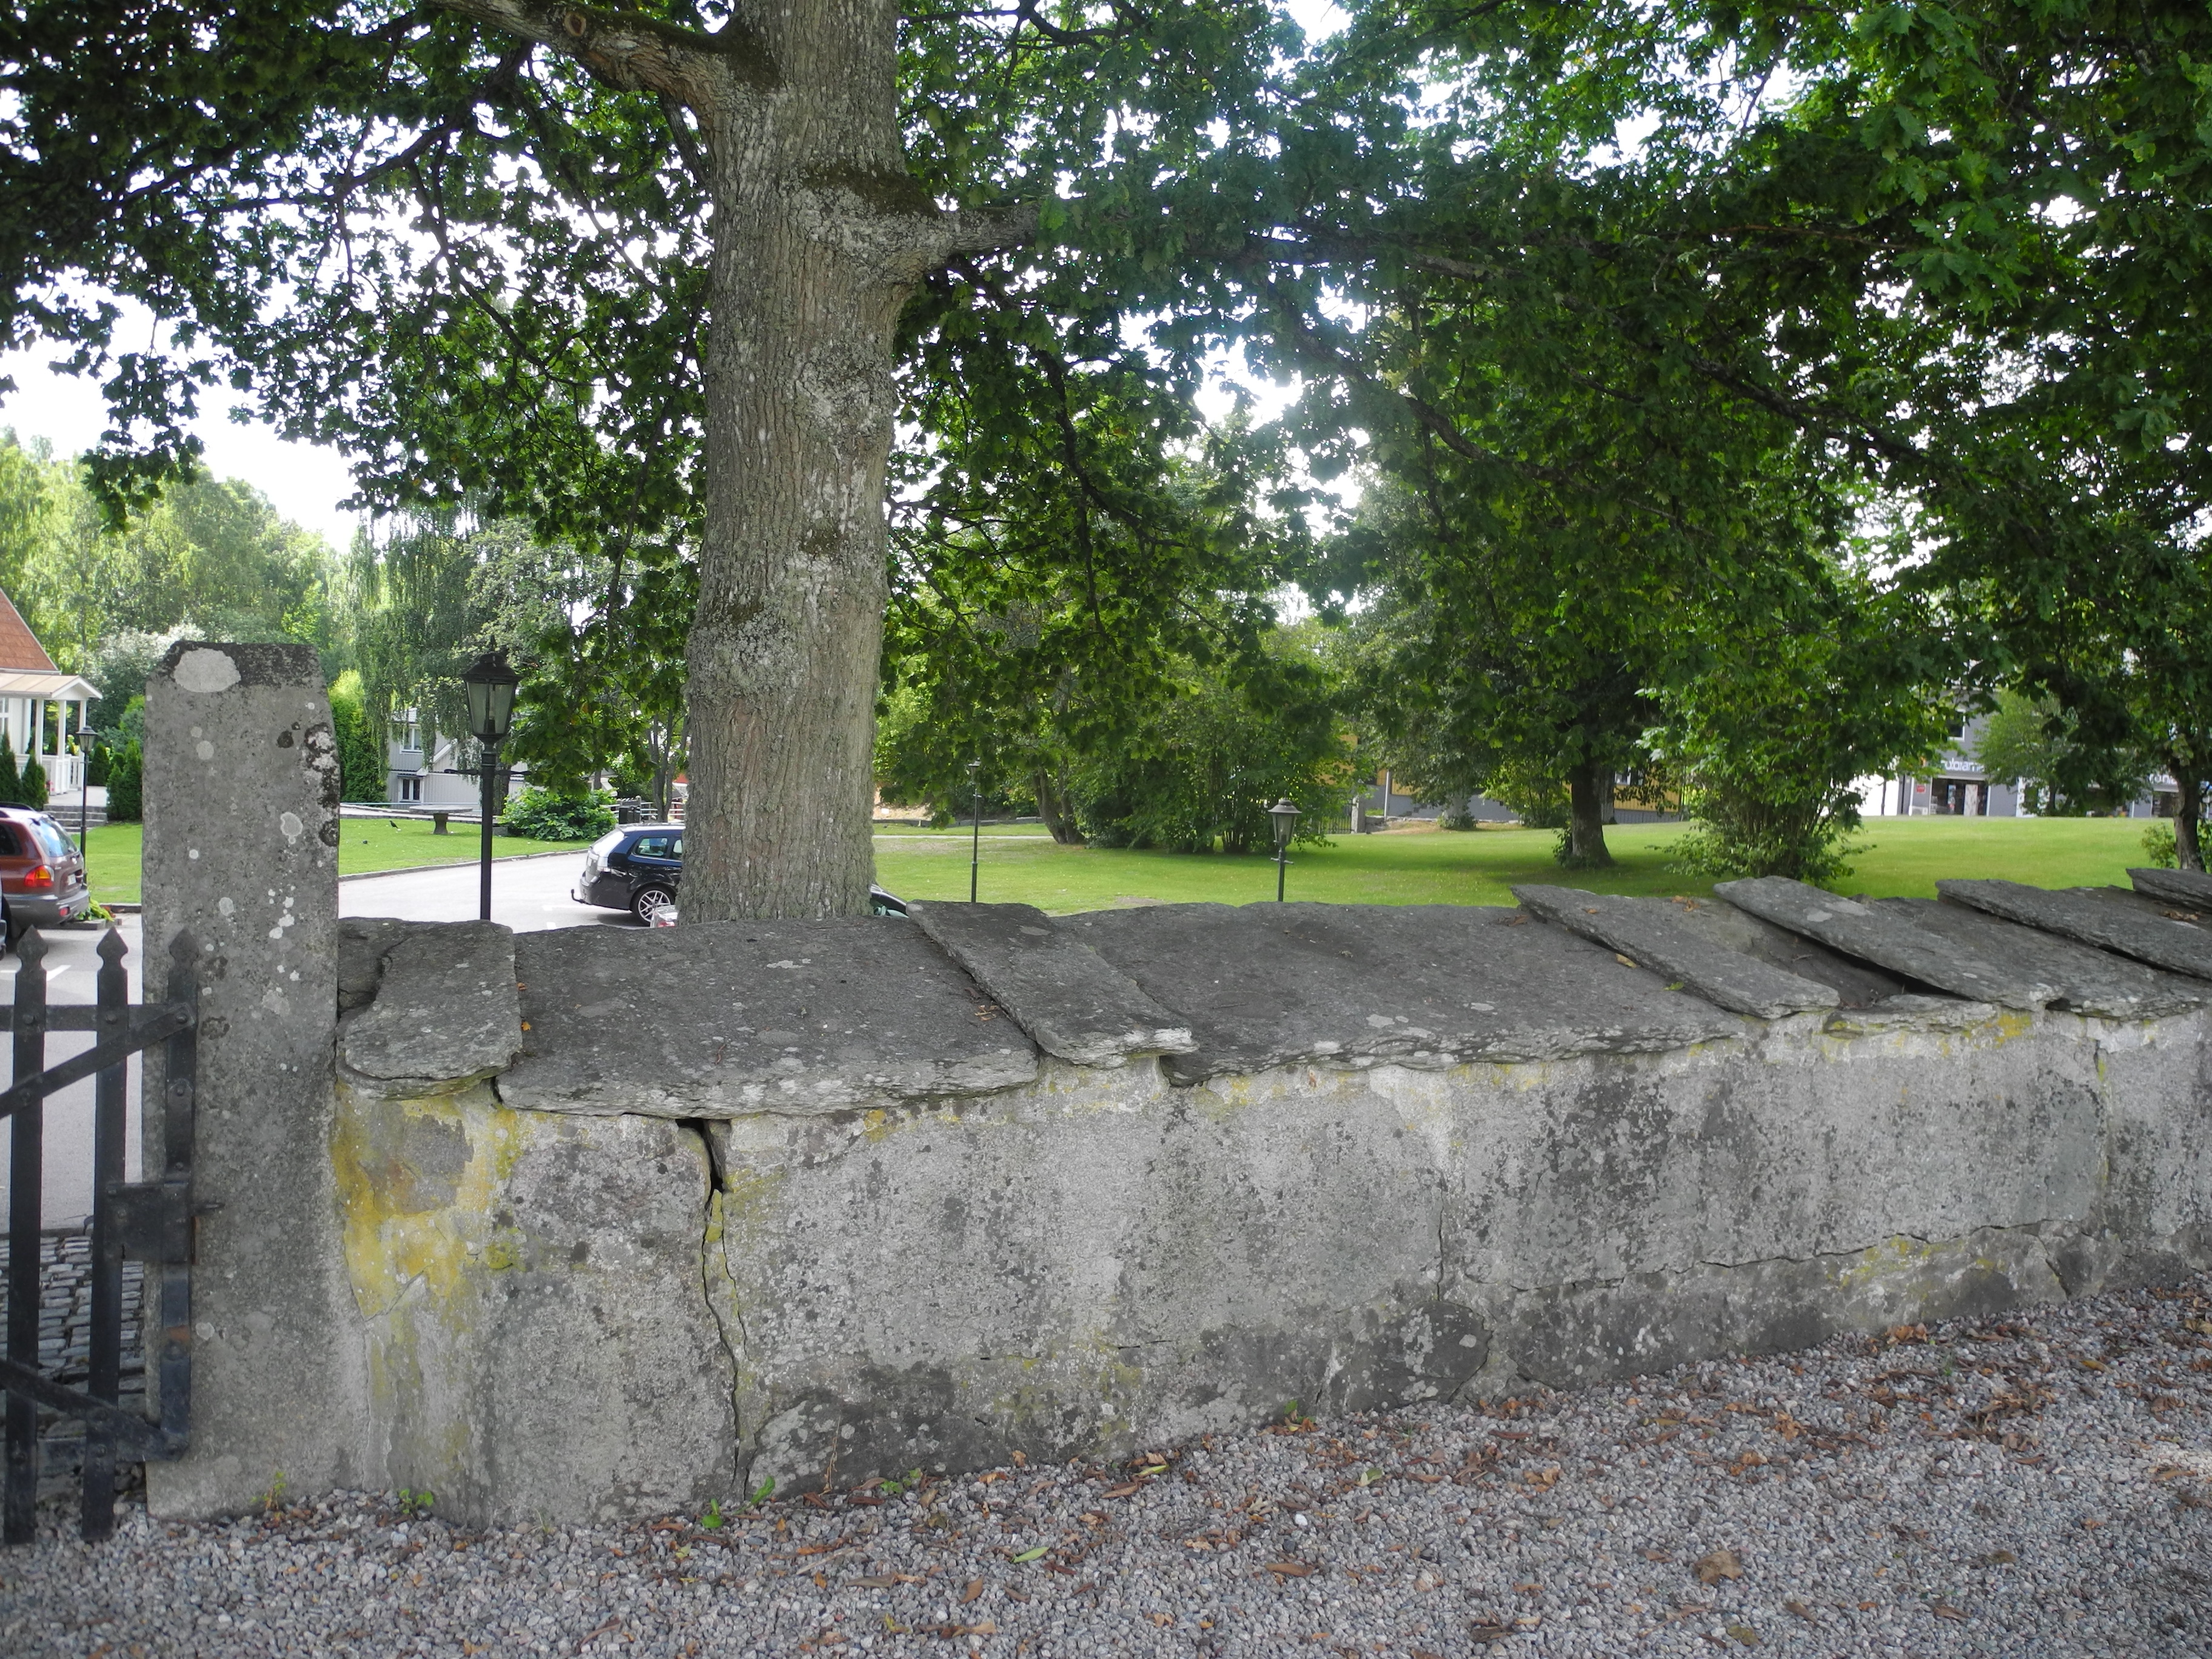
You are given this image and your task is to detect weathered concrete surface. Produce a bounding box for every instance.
[1513,885,1838,1018]
[142,642,361,1518]
[907,901,1193,1066]
[1939,878,2212,980]
[690,999,2202,1489]
[1062,903,1745,1083]
[498,918,1038,1116]
[1717,877,2057,1008]
[1875,897,2204,1020]
[332,1081,731,1525]
[2129,865,2212,911]
[340,920,520,1097]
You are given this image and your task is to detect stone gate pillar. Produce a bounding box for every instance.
[141,643,360,1516]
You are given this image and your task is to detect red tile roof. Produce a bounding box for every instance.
[0,590,55,674]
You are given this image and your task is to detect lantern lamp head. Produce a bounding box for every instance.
[461,649,520,745]
[1267,798,1302,848]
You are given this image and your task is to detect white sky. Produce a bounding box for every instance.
[0,0,1353,555]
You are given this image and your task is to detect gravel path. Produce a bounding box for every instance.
[4,1272,2208,1657]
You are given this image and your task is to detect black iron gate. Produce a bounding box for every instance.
[1,925,198,1544]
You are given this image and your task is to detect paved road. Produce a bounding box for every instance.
[340,849,635,933]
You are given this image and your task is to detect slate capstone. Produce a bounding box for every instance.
[498,917,1039,1116]
[1937,878,2212,982]
[1874,897,2204,1020]
[1060,902,1744,1084]
[1716,877,2058,1009]
[906,900,1195,1067]
[1656,893,1905,1008]
[340,919,523,1095]
[1512,885,1838,1019]
[2128,865,2212,911]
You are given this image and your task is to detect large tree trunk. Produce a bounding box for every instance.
[1562,752,1613,868]
[679,4,909,919]
[438,0,1031,919]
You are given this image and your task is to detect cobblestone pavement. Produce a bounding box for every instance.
[1,1273,2208,1657]
[0,1229,146,1493]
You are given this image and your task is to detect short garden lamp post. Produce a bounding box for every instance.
[461,649,520,922]
[968,758,983,903]
[1269,797,1301,901]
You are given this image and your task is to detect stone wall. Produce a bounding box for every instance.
[265,874,2212,1526]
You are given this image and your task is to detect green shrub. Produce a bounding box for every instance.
[0,748,19,805]
[2142,819,2179,870]
[328,671,386,803]
[85,741,110,787]
[499,784,614,842]
[105,742,143,822]
[20,756,49,809]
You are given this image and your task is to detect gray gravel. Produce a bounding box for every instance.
[4,1272,2209,1656]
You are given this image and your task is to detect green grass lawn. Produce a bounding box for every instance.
[68,811,2170,914]
[78,818,594,906]
[871,814,2173,915]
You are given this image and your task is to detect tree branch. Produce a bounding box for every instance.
[430,0,772,106]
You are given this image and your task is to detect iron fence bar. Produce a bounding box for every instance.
[4,929,46,1544]
[0,1359,173,1456]
[153,930,198,1458]
[0,1006,193,1122]
[82,926,130,1539]
[0,1007,129,1032]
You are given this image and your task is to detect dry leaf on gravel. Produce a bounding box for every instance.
[1783,1600,1814,1621]
[1932,1603,1968,1621]
[1264,1560,1317,1578]
[958,1580,982,1604]
[1694,1548,1744,1584]
[1469,1624,1513,1644]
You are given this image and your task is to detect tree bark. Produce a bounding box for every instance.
[1563,752,1613,868]
[1033,766,1084,845]
[434,0,1033,917]
[2174,762,2205,873]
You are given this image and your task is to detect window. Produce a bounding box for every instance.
[31,820,71,860]
[0,825,20,857]
[399,776,423,803]
[630,834,675,860]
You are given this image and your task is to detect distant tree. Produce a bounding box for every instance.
[103,742,142,822]
[326,669,385,803]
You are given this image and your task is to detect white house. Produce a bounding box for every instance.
[0,588,98,795]
[1853,711,2022,817]
[385,707,526,809]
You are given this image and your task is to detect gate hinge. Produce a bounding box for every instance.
[106,1178,193,1263]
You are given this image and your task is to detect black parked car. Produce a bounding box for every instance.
[571,823,908,923]
[574,824,685,923]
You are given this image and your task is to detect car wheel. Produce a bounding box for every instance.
[631,885,677,925]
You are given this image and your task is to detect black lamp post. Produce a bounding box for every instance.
[1269,798,1301,901]
[73,728,98,876]
[461,650,520,922]
[968,758,983,903]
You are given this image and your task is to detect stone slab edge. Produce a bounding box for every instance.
[2128,865,2212,911]
[340,919,523,1098]
[907,901,1195,1067]
[1716,876,2056,1009]
[1513,885,1838,1019]
[1937,878,2212,982]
